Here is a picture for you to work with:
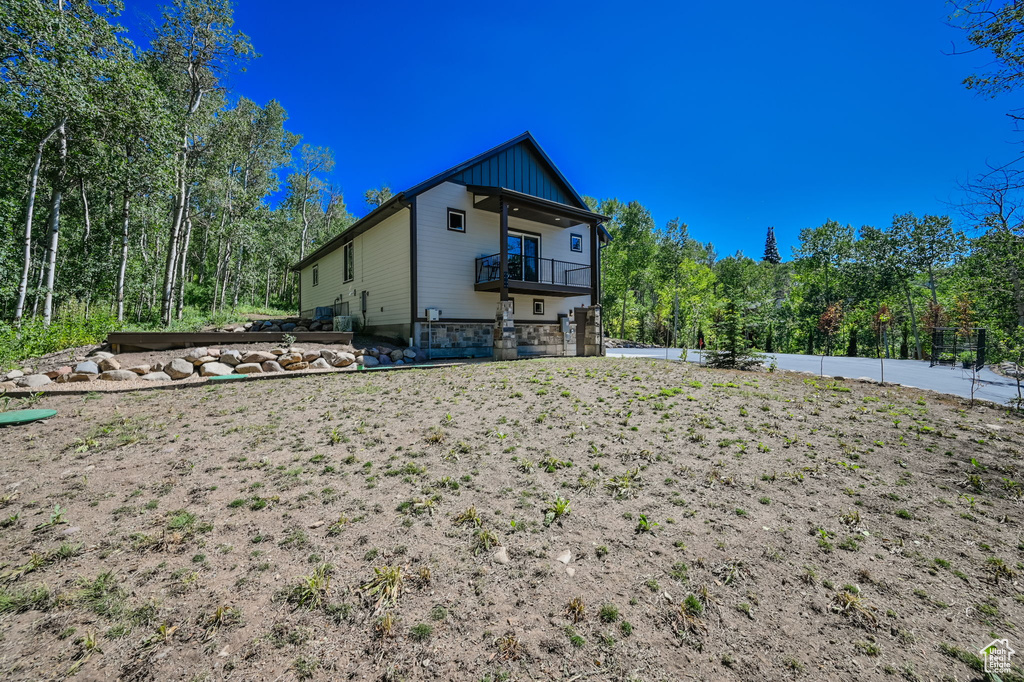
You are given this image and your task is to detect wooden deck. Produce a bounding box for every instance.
[107,331,354,352]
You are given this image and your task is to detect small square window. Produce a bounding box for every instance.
[570,233,583,252]
[533,299,544,315]
[448,208,466,232]
[312,264,319,287]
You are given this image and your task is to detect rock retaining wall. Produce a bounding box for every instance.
[1,345,428,390]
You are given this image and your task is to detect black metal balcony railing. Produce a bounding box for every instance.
[475,253,591,288]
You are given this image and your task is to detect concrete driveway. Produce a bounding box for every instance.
[606,348,1022,406]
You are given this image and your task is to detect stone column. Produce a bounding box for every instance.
[579,305,604,357]
[493,300,518,361]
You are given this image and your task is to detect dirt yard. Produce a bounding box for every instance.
[0,358,1022,681]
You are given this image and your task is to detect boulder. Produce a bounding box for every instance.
[100,370,138,382]
[403,348,417,359]
[270,348,286,356]
[16,374,51,388]
[243,321,253,330]
[294,326,309,332]
[98,357,121,372]
[45,366,72,380]
[378,354,392,366]
[151,361,164,373]
[265,325,281,333]
[0,381,17,391]
[360,355,379,368]
[330,352,356,367]
[415,351,428,363]
[261,360,284,373]
[165,358,195,380]
[235,363,263,374]
[4,370,24,381]
[390,349,404,362]
[207,348,221,358]
[285,361,309,371]
[74,361,100,375]
[220,350,243,366]
[302,351,321,363]
[88,351,114,361]
[127,365,150,375]
[278,353,303,367]
[367,348,379,358]
[183,347,209,363]
[242,351,276,364]
[68,373,97,382]
[394,359,404,366]
[192,355,217,366]
[309,358,331,369]
[199,362,234,377]
[281,322,297,332]
[139,372,171,382]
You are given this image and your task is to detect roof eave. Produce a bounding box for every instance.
[291,193,408,271]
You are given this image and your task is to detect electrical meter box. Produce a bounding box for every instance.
[426,308,440,322]
[560,316,571,334]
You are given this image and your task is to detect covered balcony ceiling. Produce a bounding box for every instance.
[467,185,609,229]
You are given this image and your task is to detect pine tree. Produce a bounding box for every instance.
[763,226,781,264]
[706,302,766,370]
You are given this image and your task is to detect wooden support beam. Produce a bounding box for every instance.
[499,199,509,301]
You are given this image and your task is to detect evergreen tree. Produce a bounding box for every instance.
[763,226,781,264]
[706,302,766,370]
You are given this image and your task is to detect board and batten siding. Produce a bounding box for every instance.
[415,181,592,321]
[300,207,412,332]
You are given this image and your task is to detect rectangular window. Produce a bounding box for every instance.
[570,233,583,252]
[343,242,354,282]
[448,208,466,232]
[312,264,319,287]
[533,299,544,315]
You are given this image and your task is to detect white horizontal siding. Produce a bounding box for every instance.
[299,208,411,326]
[415,182,593,322]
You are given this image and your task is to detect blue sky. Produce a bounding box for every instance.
[126,1,1018,260]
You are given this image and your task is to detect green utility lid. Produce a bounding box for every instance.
[208,375,248,381]
[0,409,57,426]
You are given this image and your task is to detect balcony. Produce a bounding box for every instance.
[474,253,592,297]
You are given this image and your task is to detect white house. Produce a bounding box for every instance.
[292,132,609,359]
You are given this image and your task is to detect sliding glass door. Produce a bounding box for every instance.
[507,233,540,282]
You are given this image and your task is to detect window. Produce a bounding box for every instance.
[448,208,466,232]
[343,242,354,282]
[570,233,583,252]
[312,264,319,287]
[533,299,544,315]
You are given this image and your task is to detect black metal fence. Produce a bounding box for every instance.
[474,253,591,288]
[930,327,986,369]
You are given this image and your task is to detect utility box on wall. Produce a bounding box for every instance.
[426,308,440,322]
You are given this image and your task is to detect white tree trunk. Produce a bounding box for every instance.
[161,145,190,325]
[116,192,131,322]
[176,212,193,320]
[14,120,64,325]
[41,123,68,327]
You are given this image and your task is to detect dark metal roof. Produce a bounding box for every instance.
[403,131,592,210]
[292,132,609,269]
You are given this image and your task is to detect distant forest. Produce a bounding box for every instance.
[1,1,1023,366]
